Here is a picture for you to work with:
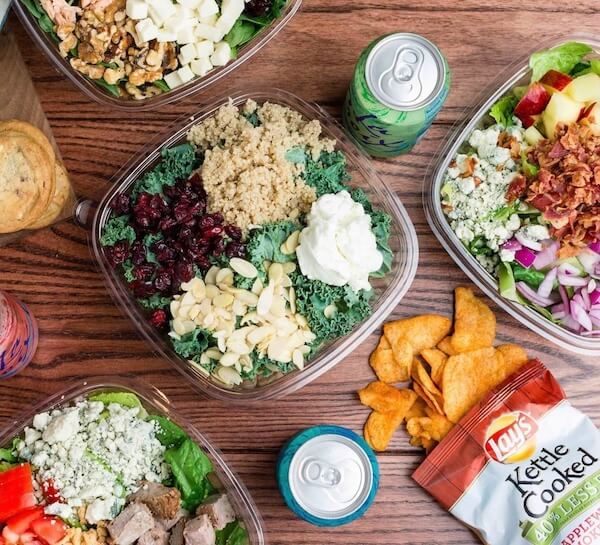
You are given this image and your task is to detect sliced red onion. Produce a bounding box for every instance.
[537,267,557,298]
[590,316,600,328]
[515,231,542,251]
[571,300,593,331]
[559,285,569,309]
[501,238,522,251]
[533,241,559,270]
[559,262,581,275]
[551,303,565,314]
[589,279,597,293]
[562,314,580,331]
[590,309,600,319]
[589,241,600,254]
[516,281,557,307]
[578,250,600,274]
[573,293,585,309]
[515,247,537,268]
[552,310,567,320]
[591,291,600,305]
[558,272,588,286]
[580,330,600,337]
[581,288,591,310]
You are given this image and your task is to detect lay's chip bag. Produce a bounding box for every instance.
[414,359,600,545]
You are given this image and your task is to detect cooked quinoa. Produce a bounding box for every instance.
[186,99,336,232]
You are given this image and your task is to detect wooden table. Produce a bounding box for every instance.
[2,2,600,543]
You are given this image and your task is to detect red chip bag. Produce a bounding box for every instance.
[414,359,600,545]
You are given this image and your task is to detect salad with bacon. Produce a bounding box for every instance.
[442,41,600,337]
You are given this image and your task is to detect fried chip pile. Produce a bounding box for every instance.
[0,119,73,234]
[359,286,529,452]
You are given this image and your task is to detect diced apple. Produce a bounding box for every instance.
[582,102,600,135]
[542,92,584,139]
[524,125,545,146]
[540,70,573,93]
[514,83,551,128]
[565,72,600,103]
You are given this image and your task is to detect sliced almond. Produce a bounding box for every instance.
[282,262,296,275]
[216,366,242,386]
[268,337,292,363]
[213,293,234,308]
[178,304,193,319]
[251,278,263,295]
[219,352,240,367]
[292,349,304,370]
[216,267,233,285]
[170,300,181,317]
[188,304,202,320]
[205,266,220,285]
[232,299,247,316]
[300,345,311,355]
[263,260,272,271]
[205,348,223,360]
[324,304,338,319]
[229,257,258,279]
[281,274,292,288]
[229,341,251,355]
[285,230,300,253]
[257,283,274,316]
[239,354,253,371]
[268,263,284,284]
[199,351,210,365]
[173,319,195,336]
[241,311,259,325]
[289,287,297,314]
[270,295,287,317]
[236,290,259,307]
[303,330,317,343]
[274,317,297,336]
[296,314,308,329]
[168,331,181,341]
[247,326,272,345]
[202,314,215,328]
[205,284,220,299]
[191,280,206,301]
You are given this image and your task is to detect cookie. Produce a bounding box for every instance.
[27,161,72,229]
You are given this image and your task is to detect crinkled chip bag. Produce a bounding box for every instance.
[358,382,416,415]
[414,360,600,545]
[451,287,496,353]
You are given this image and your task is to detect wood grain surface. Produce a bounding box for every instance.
[2,2,600,544]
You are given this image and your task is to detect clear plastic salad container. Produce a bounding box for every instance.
[13,0,302,111]
[0,375,266,544]
[424,33,600,356]
[87,88,419,401]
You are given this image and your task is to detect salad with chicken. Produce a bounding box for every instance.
[19,0,288,100]
[442,41,600,337]
[99,99,393,388]
[0,391,248,545]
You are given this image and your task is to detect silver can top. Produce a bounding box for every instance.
[288,433,374,520]
[365,33,446,111]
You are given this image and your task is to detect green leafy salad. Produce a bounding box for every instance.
[100,99,394,388]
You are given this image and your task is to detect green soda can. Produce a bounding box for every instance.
[343,33,451,158]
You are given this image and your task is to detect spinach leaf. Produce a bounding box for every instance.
[100,215,136,247]
[154,79,170,92]
[529,42,593,81]
[149,415,188,448]
[513,264,545,288]
[92,77,121,97]
[164,438,215,511]
[215,521,249,545]
[225,19,257,49]
[489,95,518,127]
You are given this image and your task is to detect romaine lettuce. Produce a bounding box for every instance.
[529,42,593,81]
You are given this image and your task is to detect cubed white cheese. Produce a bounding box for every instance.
[156,29,176,42]
[216,0,244,34]
[173,3,194,19]
[177,23,196,44]
[210,40,232,66]
[195,39,214,58]
[125,0,148,20]
[195,23,224,42]
[176,0,202,9]
[163,15,185,32]
[197,0,218,18]
[164,71,183,89]
[135,18,159,43]
[197,13,217,25]
[190,56,213,77]
[178,43,197,65]
[147,0,176,24]
[177,64,195,83]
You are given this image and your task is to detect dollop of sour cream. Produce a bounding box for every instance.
[296,190,383,292]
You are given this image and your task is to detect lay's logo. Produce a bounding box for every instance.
[484,412,538,464]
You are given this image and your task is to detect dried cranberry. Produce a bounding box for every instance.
[244,0,272,16]
[106,240,129,266]
[174,202,194,223]
[133,263,155,281]
[154,270,172,292]
[210,212,224,225]
[212,238,226,256]
[132,280,157,298]
[194,255,211,270]
[225,241,246,258]
[130,241,146,265]
[149,194,167,211]
[175,259,194,283]
[179,226,193,241]
[110,193,131,215]
[201,225,224,239]
[188,173,202,189]
[149,309,167,329]
[159,216,178,231]
[153,241,176,263]
[224,225,242,241]
[136,192,152,208]
[198,215,215,229]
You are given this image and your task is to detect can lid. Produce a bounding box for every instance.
[278,426,379,526]
[365,33,445,111]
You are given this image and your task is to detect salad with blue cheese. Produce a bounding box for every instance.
[442,42,600,337]
[0,391,248,545]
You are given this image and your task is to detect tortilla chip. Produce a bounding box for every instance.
[413,381,444,416]
[420,348,448,387]
[450,287,496,353]
[383,315,452,378]
[369,338,408,383]
[364,410,404,452]
[405,396,428,420]
[358,382,417,415]
[437,336,459,356]
[497,344,528,374]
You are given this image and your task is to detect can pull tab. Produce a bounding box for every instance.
[300,457,360,503]
[378,46,424,104]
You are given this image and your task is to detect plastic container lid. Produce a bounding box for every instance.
[423,33,600,356]
[89,88,419,401]
[13,0,302,111]
[0,376,266,545]
[276,425,379,527]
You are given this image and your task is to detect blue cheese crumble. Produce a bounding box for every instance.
[17,401,170,525]
[442,124,526,271]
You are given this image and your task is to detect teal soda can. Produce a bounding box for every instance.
[276,425,379,527]
[343,32,451,158]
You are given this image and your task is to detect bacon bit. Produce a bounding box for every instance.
[449,159,457,168]
[473,177,482,187]
[506,174,526,203]
[498,131,521,159]
[496,164,504,172]
[459,156,478,178]
[524,122,600,252]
